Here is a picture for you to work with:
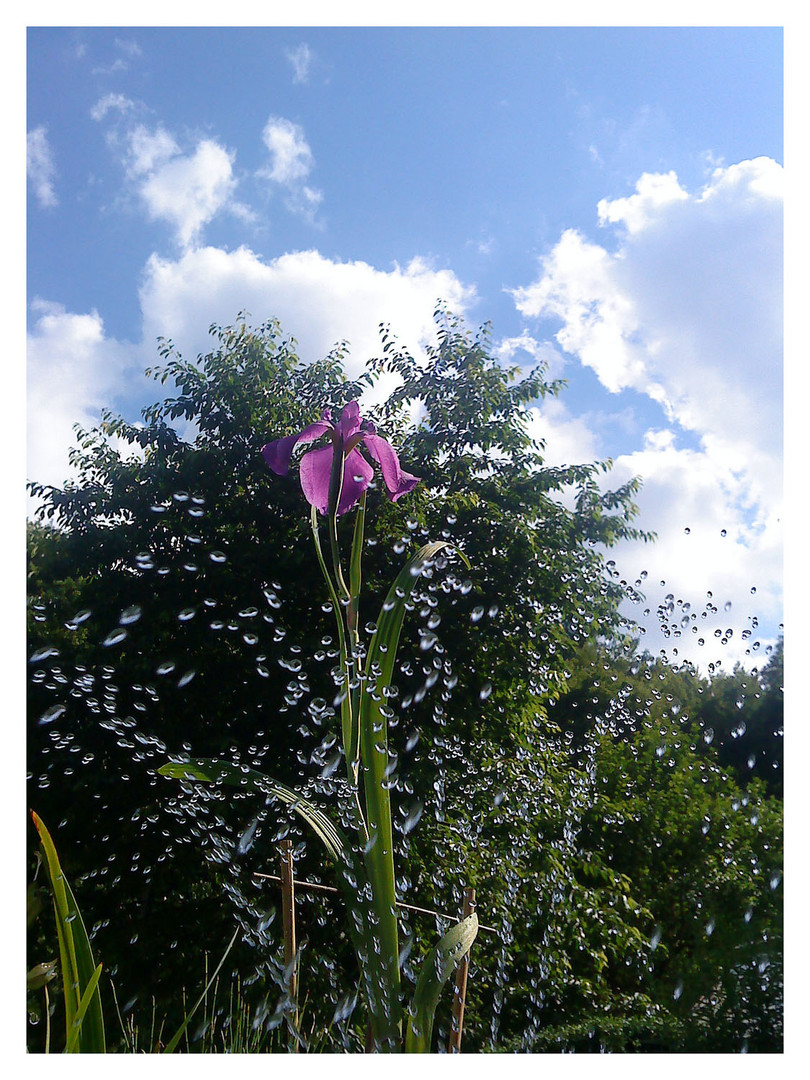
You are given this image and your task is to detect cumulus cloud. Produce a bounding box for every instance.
[138,247,475,381]
[607,430,782,669]
[27,127,58,208]
[511,158,783,667]
[514,157,782,450]
[122,125,241,248]
[27,300,139,495]
[139,140,239,248]
[126,124,180,176]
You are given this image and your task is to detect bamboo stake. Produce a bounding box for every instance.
[278,839,298,1051]
[447,887,475,1054]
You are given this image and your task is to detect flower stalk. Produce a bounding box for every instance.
[161,399,477,1051]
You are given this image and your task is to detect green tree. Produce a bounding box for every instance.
[27,309,702,1052]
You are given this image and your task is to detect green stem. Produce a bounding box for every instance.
[346,492,366,774]
[310,506,361,791]
[326,442,351,601]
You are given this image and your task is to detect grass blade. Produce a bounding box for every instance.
[161,926,240,1053]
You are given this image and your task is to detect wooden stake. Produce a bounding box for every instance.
[279,839,298,1050]
[448,887,475,1054]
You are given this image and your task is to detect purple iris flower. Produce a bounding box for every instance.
[262,400,420,515]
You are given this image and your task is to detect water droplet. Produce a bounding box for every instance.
[237,817,260,854]
[479,682,493,701]
[401,802,423,835]
[29,645,60,664]
[119,605,142,626]
[209,551,227,563]
[102,628,128,648]
[39,704,66,726]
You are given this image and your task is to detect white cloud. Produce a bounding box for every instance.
[27,127,58,208]
[126,124,180,176]
[114,37,142,59]
[27,301,139,494]
[525,398,600,469]
[607,429,782,669]
[495,330,566,382]
[138,247,474,381]
[511,158,783,667]
[261,117,314,185]
[90,92,137,122]
[596,169,687,233]
[126,128,239,248]
[514,158,782,442]
[286,43,313,84]
[259,116,323,222]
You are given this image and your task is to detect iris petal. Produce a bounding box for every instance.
[299,444,336,515]
[263,400,419,515]
[338,448,374,515]
[336,401,362,442]
[261,418,332,475]
[362,432,420,501]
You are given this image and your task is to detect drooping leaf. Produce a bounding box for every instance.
[27,960,58,992]
[158,758,347,863]
[405,912,479,1053]
[158,757,380,1044]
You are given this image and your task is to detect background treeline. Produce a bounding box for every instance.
[26,311,783,1053]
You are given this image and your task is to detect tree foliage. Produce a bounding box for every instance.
[27,310,782,1052]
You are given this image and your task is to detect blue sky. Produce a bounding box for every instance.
[26,22,784,669]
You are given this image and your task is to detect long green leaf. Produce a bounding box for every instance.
[405,912,479,1053]
[356,541,467,1049]
[65,964,103,1053]
[31,811,106,1053]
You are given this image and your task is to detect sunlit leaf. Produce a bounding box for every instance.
[405,912,479,1053]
